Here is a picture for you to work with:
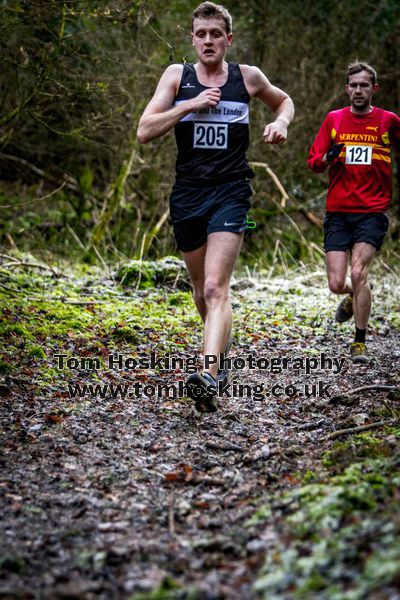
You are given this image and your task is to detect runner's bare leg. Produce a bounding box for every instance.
[182,243,207,322]
[326,250,353,295]
[350,242,376,329]
[183,231,243,379]
[202,231,243,378]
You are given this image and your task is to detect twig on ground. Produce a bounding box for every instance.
[1,260,60,274]
[0,254,20,262]
[192,476,226,487]
[60,296,151,304]
[205,440,243,452]
[345,385,398,394]
[61,299,107,305]
[168,492,175,536]
[324,419,397,441]
[0,282,22,294]
[297,418,327,431]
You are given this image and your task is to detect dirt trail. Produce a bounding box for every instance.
[1,271,399,599]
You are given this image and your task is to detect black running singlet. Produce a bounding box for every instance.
[173,63,254,186]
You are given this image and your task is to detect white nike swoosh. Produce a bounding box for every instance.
[224,221,241,226]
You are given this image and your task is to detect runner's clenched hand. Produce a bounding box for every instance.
[191,88,221,111]
[263,119,288,144]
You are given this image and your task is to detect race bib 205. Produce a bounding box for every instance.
[193,123,228,149]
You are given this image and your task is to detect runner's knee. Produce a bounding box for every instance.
[328,277,347,294]
[351,266,368,288]
[204,279,229,304]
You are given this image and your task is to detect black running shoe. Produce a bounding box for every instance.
[216,338,233,388]
[335,294,353,323]
[186,372,218,413]
[335,284,373,324]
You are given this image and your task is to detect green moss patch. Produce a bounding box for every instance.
[254,446,400,599]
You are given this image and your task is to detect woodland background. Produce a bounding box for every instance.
[1,0,400,268]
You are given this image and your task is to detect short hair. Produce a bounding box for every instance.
[346,62,378,85]
[192,2,232,34]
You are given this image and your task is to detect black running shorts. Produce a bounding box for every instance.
[324,212,389,252]
[170,179,253,252]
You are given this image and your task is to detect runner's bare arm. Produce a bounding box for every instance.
[137,65,221,144]
[241,65,294,144]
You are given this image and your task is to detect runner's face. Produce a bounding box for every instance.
[346,71,378,113]
[192,18,232,65]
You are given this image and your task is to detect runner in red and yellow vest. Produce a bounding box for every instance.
[308,62,400,364]
[308,106,400,212]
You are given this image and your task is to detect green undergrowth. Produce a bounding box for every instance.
[0,257,331,389]
[1,256,399,394]
[321,431,396,469]
[0,261,199,389]
[253,430,400,600]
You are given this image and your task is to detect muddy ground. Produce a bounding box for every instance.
[1,263,399,599]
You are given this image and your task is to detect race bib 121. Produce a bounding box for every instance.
[345,145,372,165]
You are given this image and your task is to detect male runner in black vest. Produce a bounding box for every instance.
[138,2,294,411]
